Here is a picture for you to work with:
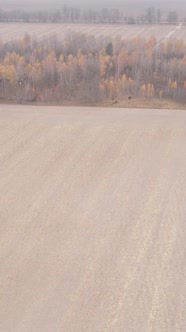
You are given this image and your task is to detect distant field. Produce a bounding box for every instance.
[0,105,186,331]
[0,23,186,41]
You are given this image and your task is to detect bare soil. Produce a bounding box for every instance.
[0,105,186,332]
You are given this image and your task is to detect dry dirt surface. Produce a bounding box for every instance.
[0,105,186,332]
[0,23,186,42]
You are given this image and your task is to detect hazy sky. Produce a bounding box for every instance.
[0,0,176,6]
[1,0,185,14]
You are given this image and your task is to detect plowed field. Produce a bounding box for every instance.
[0,105,186,332]
[0,23,185,41]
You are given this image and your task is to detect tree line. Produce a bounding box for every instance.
[0,33,185,104]
[0,6,184,24]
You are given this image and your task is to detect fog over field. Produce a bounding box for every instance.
[1,23,185,41]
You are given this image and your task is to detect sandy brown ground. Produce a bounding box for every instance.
[0,105,186,332]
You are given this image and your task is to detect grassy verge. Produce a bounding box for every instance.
[0,98,185,110]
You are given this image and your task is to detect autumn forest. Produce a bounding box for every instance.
[0,33,186,104]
